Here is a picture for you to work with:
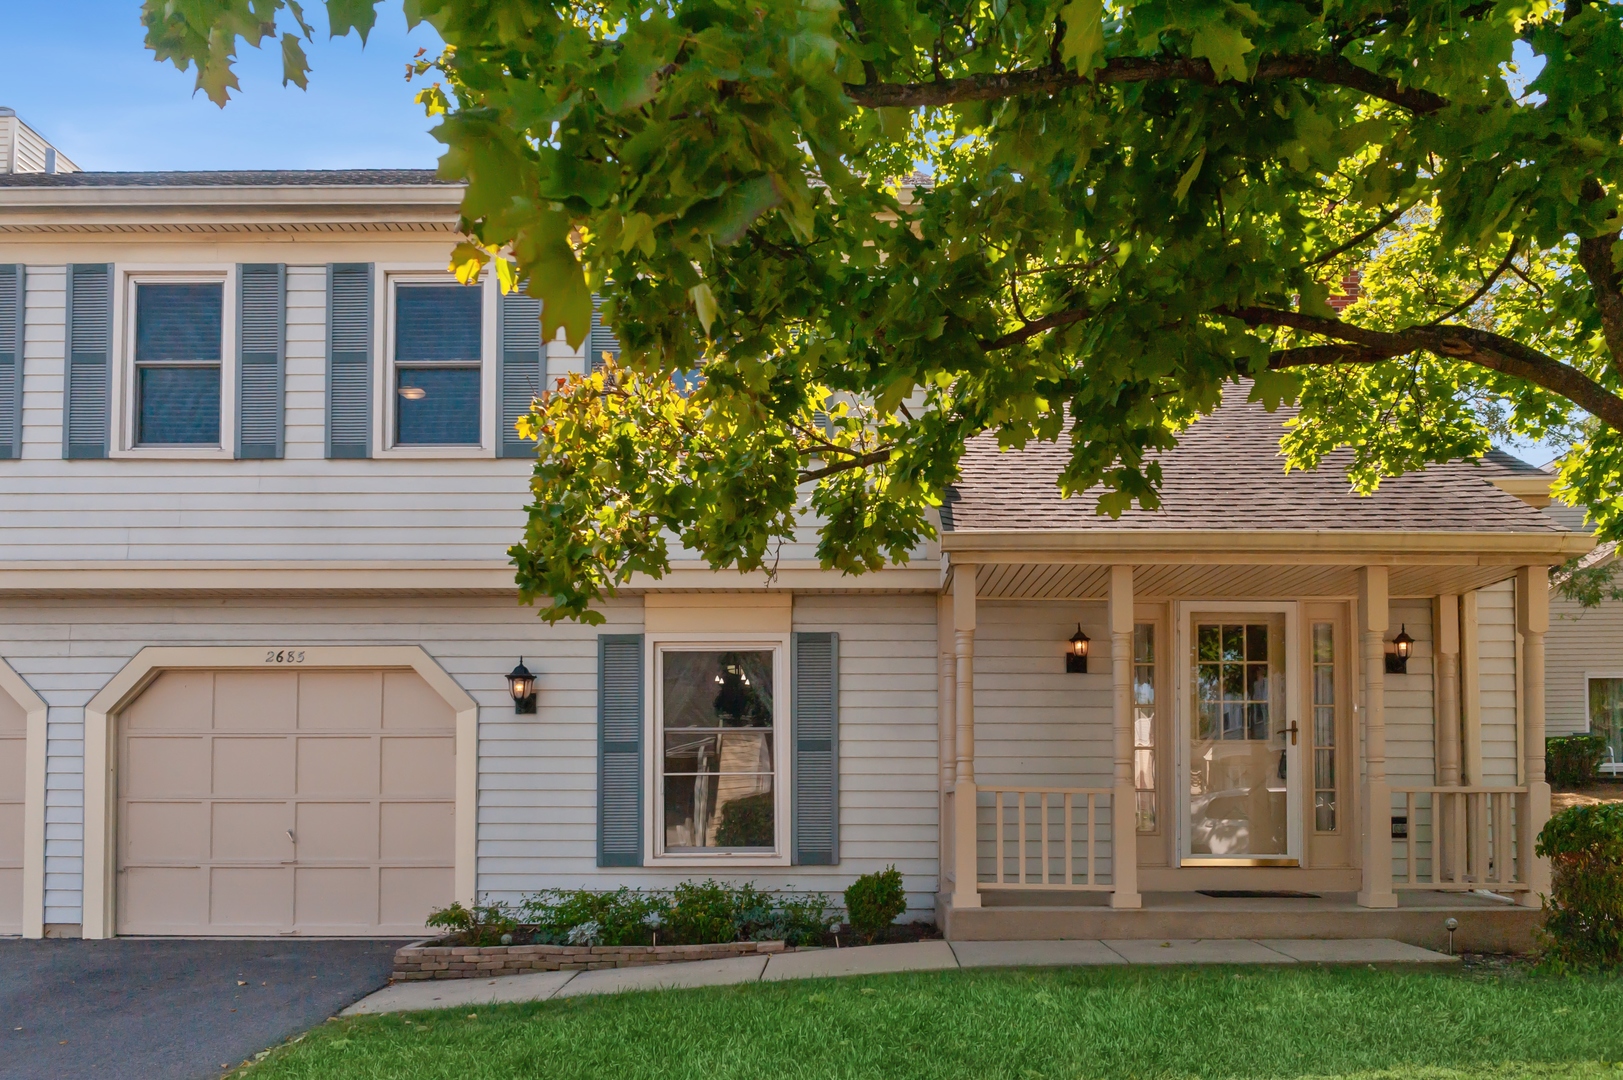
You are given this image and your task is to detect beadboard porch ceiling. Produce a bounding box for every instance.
[964,558,1534,600]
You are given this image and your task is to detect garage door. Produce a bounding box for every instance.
[0,691,23,935]
[117,669,455,936]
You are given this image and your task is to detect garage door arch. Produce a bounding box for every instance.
[0,658,46,938]
[82,646,477,939]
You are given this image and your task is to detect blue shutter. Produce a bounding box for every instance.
[792,632,840,865]
[598,634,645,867]
[0,265,21,460]
[326,263,372,459]
[236,264,285,459]
[498,289,543,459]
[587,294,621,373]
[64,263,111,460]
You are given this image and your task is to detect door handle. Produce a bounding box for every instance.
[287,829,296,844]
[1277,723,1300,746]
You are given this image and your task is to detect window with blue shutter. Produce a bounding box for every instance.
[598,634,645,867]
[792,632,840,865]
[326,263,372,459]
[63,263,112,459]
[498,289,542,458]
[0,265,21,460]
[587,294,621,373]
[394,283,482,446]
[237,264,285,459]
[132,282,223,446]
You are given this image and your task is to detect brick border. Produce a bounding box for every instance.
[393,939,788,981]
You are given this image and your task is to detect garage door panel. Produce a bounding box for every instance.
[379,866,454,929]
[123,801,207,863]
[0,868,20,933]
[298,672,383,731]
[125,737,210,798]
[295,802,377,861]
[296,867,378,927]
[380,802,454,862]
[296,737,377,797]
[213,737,295,796]
[122,867,208,930]
[0,736,22,797]
[211,802,294,862]
[381,737,454,796]
[383,672,455,730]
[214,673,298,731]
[124,671,214,731]
[0,803,20,862]
[210,867,293,927]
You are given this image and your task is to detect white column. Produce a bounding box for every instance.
[951,565,980,910]
[1517,566,1552,907]
[1358,566,1398,908]
[1435,594,1462,881]
[1109,565,1142,908]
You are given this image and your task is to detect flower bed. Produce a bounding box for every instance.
[393,939,788,981]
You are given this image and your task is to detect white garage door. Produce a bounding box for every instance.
[117,669,455,936]
[0,691,23,935]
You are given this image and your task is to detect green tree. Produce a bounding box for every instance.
[146,0,1623,620]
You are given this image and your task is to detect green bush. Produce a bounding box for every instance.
[714,792,775,847]
[1547,735,1608,788]
[1535,802,1623,967]
[666,879,757,943]
[520,887,667,946]
[844,865,907,941]
[424,900,518,946]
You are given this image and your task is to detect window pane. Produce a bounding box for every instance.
[396,284,482,361]
[137,366,219,445]
[396,367,481,445]
[664,776,775,850]
[662,651,774,729]
[1312,621,1337,832]
[663,731,774,775]
[136,283,222,362]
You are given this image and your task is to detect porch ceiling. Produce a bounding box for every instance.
[973,561,1530,600]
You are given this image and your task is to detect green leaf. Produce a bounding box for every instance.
[514,210,592,350]
[325,0,378,44]
[690,282,718,335]
[280,33,310,90]
[1298,278,1335,319]
[1191,23,1253,83]
[1060,0,1106,76]
[1174,146,1206,203]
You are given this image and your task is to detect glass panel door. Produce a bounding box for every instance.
[1188,615,1293,858]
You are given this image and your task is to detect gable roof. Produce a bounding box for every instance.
[941,384,1564,535]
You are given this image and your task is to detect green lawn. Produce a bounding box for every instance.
[242,965,1623,1080]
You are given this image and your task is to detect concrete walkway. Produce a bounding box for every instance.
[342,937,1454,1016]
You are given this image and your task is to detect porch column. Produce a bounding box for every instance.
[1358,566,1398,908]
[1435,594,1462,882]
[1516,566,1552,907]
[1109,565,1142,908]
[937,595,957,895]
[951,565,980,909]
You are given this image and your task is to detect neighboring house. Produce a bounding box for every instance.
[0,109,77,177]
[1542,501,1623,775]
[0,117,1591,943]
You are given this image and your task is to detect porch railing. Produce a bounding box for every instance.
[1389,785,1529,892]
[976,786,1114,890]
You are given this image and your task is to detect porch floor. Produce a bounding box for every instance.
[942,890,1539,953]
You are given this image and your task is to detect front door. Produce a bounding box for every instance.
[1178,606,1303,866]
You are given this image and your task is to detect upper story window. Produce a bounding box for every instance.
[134,282,223,447]
[392,282,482,446]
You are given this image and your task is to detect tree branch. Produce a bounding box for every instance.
[841,0,880,88]
[1426,241,1518,326]
[844,54,1448,114]
[1576,179,1623,369]
[1304,200,1416,267]
[978,306,1093,351]
[798,446,894,482]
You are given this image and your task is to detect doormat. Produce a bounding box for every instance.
[1197,890,1322,899]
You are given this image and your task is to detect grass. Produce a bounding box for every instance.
[239,964,1623,1080]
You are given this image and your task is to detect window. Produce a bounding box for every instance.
[392,282,482,446]
[1587,677,1623,769]
[133,282,222,446]
[658,648,780,853]
[1312,622,1337,831]
[1133,624,1156,832]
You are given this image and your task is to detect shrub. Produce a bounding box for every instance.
[1535,803,1623,967]
[1547,735,1608,788]
[844,866,907,941]
[424,900,518,946]
[520,887,667,946]
[666,879,753,944]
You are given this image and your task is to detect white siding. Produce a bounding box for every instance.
[1386,598,1436,788]
[0,592,940,926]
[1476,579,1520,786]
[1548,594,1623,738]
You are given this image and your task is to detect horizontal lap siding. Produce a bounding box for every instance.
[1476,580,1520,786]
[1546,594,1623,737]
[1387,600,1435,881]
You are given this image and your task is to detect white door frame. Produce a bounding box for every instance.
[1174,601,1304,867]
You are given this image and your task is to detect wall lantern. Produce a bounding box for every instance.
[1067,624,1091,674]
[507,659,537,714]
[1385,626,1414,675]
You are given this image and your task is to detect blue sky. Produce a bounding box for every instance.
[3,1,444,170]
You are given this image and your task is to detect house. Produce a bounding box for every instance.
[1540,502,1623,775]
[0,116,1591,947]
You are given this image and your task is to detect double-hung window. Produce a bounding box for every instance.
[391,282,483,447]
[133,281,223,447]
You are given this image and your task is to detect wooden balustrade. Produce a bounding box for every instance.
[1389,786,1528,892]
[977,786,1114,890]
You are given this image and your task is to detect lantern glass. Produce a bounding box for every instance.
[507,659,537,713]
[1066,624,1090,673]
[1393,625,1414,658]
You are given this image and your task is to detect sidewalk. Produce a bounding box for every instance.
[342,937,1454,1016]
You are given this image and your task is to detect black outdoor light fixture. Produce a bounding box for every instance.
[507,659,537,714]
[1385,625,1415,675]
[1067,624,1091,674]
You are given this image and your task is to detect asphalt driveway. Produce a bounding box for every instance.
[0,937,402,1080]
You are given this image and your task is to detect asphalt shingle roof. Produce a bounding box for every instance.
[941,384,1562,534]
[0,169,450,188]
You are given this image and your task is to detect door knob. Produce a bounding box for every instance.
[1276,723,1300,745]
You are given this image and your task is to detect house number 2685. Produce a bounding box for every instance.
[265,650,306,664]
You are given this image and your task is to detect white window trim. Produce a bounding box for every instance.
[110,264,237,460]
[1582,671,1623,735]
[374,267,496,459]
[644,633,792,868]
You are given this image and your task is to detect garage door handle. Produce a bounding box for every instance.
[287,829,296,844]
